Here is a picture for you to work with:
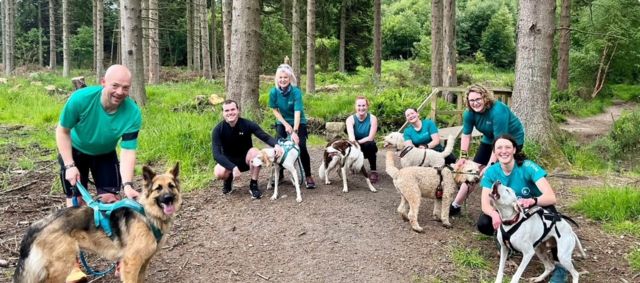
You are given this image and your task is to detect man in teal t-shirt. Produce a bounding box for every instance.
[56,65,142,208]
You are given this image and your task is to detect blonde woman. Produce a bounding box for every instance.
[345,96,379,183]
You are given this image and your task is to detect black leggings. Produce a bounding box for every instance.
[359,141,378,171]
[276,124,312,177]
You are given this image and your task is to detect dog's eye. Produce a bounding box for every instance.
[168,183,175,189]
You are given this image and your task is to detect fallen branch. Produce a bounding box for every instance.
[256,272,270,281]
[0,180,38,195]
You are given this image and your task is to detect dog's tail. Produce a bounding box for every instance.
[385,150,399,179]
[439,135,455,159]
[14,220,49,283]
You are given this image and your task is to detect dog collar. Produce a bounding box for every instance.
[502,213,520,225]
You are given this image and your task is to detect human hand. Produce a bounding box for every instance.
[517,198,536,208]
[491,210,503,230]
[232,166,242,180]
[291,132,299,145]
[418,145,426,149]
[274,144,284,156]
[284,124,293,134]
[65,166,80,186]
[124,185,140,200]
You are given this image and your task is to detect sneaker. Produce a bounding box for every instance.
[249,182,262,199]
[549,264,568,283]
[369,171,379,184]
[222,177,233,194]
[449,204,461,216]
[305,176,316,189]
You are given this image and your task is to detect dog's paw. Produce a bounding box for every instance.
[411,226,424,233]
[270,195,278,201]
[442,222,452,229]
[342,188,348,193]
[296,197,302,203]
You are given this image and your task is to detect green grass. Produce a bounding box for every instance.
[628,248,640,272]
[610,84,640,102]
[571,186,640,237]
[452,247,489,270]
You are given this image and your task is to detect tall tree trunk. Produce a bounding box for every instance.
[513,0,555,144]
[306,0,316,94]
[442,0,456,102]
[373,0,381,79]
[49,0,57,68]
[281,0,290,32]
[186,0,193,69]
[228,0,261,110]
[141,0,149,82]
[62,0,70,77]
[192,0,201,72]
[200,0,211,79]
[38,0,44,67]
[430,0,443,87]
[556,0,571,92]
[93,0,97,72]
[120,0,146,106]
[148,0,159,83]
[338,0,346,73]
[3,0,15,75]
[95,0,104,82]
[291,0,301,81]
[210,0,218,74]
[0,0,3,67]
[222,0,232,90]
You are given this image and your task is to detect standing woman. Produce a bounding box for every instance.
[450,84,525,215]
[346,96,379,183]
[269,64,316,189]
[403,108,457,165]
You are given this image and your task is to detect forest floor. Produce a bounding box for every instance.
[0,102,638,283]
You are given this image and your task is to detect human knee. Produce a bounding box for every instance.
[476,214,495,236]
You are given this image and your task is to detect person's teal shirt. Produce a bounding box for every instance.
[480,160,547,198]
[403,119,439,146]
[59,86,142,155]
[269,85,307,125]
[462,101,524,145]
[353,113,372,140]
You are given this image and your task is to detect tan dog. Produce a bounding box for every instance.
[385,151,480,231]
[383,132,455,168]
[319,139,377,193]
[13,164,183,283]
[251,140,303,203]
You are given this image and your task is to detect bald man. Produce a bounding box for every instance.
[56,64,142,209]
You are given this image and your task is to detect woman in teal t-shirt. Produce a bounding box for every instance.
[346,96,379,183]
[268,64,315,189]
[402,108,456,165]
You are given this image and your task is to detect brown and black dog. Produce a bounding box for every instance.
[318,139,377,193]
[13,163,183,283]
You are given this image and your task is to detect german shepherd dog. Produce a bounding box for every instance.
[13,163,183,283]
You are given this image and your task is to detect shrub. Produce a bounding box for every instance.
[609,110,640,157]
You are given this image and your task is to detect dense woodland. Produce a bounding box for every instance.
[1,0,639,145]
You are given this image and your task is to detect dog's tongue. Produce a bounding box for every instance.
[161,203,176,215]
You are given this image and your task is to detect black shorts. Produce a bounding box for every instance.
[58,148,121,198]
[228,155,250,172]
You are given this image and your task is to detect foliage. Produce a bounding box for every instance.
[316,37,339,72]
[456,0,505,60]
[15,28,43,65]
[571,186,640,222]
[344,0,373,72]
[412,35,431,65]
[70,26,94,69]
[260,15,292,73]
[382,11,421,60]
[479,5,515,69]
[609,110,640,157]
[452,247,488,270]
[628,248,640,271]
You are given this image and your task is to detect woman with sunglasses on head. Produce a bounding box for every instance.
[449,84,525,216]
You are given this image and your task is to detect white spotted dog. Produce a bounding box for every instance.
[490,181,587,283]
[318,139,377,193]
[251,138,304,203]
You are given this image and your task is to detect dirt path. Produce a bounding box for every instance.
[559,100,637,143]
[1,103,639,282]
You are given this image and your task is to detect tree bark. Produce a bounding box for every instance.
[338,0,346,73]
[38,0,44,67]
[556,0,571,92]
[141,0,149,82]
[373,0,381,79]
[210,0,218,74]
[3,0,15,75]
[120,0,147,106]
[95,0,104,82]
[200,0,211,79]
[306,0,316,94]
[513,0,555,144]
[222,0,232,90]
[62,0,70,77]
[291,0,301,81]
[148,0,160,83]
[228,0,261,111]
[186,0,193,70]
[48,0,57,69]
[442,0,457,102]
[430,0,443,87]
[192,0,201,72]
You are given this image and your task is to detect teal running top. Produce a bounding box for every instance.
[268,85,307,125]
[353,113,372,140]
[462,101,524,145]
[481,160,547,199]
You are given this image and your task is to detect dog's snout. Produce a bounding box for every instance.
[158,193,175,204]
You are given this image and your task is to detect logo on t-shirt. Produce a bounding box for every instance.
[521,187,531,197]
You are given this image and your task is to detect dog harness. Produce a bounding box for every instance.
[74,182,163,242]
[276,137,300,166]
[499,207,571,252]
[434,165,453,199]
[398,146,428,167]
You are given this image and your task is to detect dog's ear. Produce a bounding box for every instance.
[168,162,180,178]
[143,165,156,186]
[262,149,272,167]
[491,181,501,200]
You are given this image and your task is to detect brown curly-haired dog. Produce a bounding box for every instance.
[385,150,480,232]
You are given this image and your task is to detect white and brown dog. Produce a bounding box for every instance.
[383,132,455,168]
[251,139,303,202]
[490,181,586,283]
[318,139,377,193]
[386,150,480,231]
